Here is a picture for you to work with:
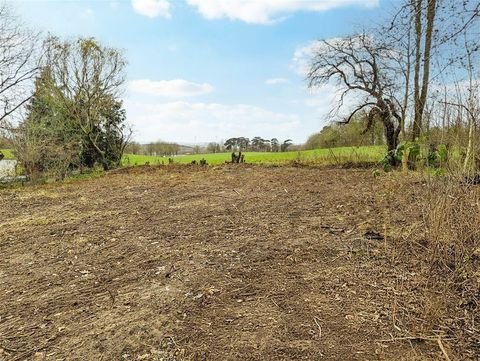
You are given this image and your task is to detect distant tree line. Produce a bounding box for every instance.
[126,141,180,156]
[126,138,296,156]
[223,137,293,152]
[206,142,223,153]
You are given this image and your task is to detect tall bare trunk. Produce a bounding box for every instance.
[418,0,437,137]
[463,113,475,174]
[412,0,423,141]
[463,36,477,175]
[401,13,413,140]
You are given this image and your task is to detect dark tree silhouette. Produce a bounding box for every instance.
[281,139,293,152]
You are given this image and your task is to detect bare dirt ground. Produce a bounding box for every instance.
[0,165,462,360]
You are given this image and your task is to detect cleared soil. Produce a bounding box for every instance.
[0,165,446,360]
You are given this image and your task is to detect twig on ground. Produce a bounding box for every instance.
[376,335,452,343]
[313,317,322,339]
[437,337,452,361]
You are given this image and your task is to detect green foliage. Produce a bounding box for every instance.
[381,156,393,172]
[437,144,449,163]
[391,142,450,171]
[125,141,142,155]
[124,141,186,157]
[380,148,401,172]
[430,167,447,177]
[16,69,82,178]
[223,137,293,152]
[395,143,406,160]
[408,143,421,158]
[281,139,293,152]
[305,115,384,150]
[380,142,417,172]
[395,142,420,161]
[47,37,128,171]
[78,98,128,169]
[270,138,280,152]
[144,142,180,156]
[0,149,15,160]
[15,37,129,178]
[206,142,223,153]
[426,149,439,167]
[224,137,250,151]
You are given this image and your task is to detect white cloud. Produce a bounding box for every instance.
[266,78,290,85]
[186,0,378,24]
[304,81,369,122]
[291,40,325,76]
[292,35,389,77]
[131,0,171,19]
[128,79,214,97]
[125,100,301,143]
[304,83,342,110]
[430,78,480,97]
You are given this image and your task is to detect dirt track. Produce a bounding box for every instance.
[0,165,437,360]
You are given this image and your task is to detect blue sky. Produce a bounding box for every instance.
[11,0,391,144]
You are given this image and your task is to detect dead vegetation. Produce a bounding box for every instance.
[0,165,478,360]
[418,178,479,358]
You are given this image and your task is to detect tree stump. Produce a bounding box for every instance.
[231,152,245,164]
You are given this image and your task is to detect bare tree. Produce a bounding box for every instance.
[462,84,479,176]
[440,32,480,176]
[0,4,40,129]
[461,33,480,175]
[388,0,479,141]
[410,0,438,141]
[307,34,404,166]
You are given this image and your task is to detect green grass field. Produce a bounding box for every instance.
[1,146,388,167]
[122,145,386,166]
[0,149,15,160]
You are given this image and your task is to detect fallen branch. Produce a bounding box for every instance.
[313,316,322,339]
[376,335,453,343]
[437,337,452,361]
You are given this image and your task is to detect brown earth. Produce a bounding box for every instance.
[0,165,451,360]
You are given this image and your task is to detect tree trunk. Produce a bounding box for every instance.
[412,0,423,141]
[412,0,437,141]
[463,107,476,176]
[384,117,400,166]
[462,30,477,176]
[418,0,436,136]
[401,11,413,140]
